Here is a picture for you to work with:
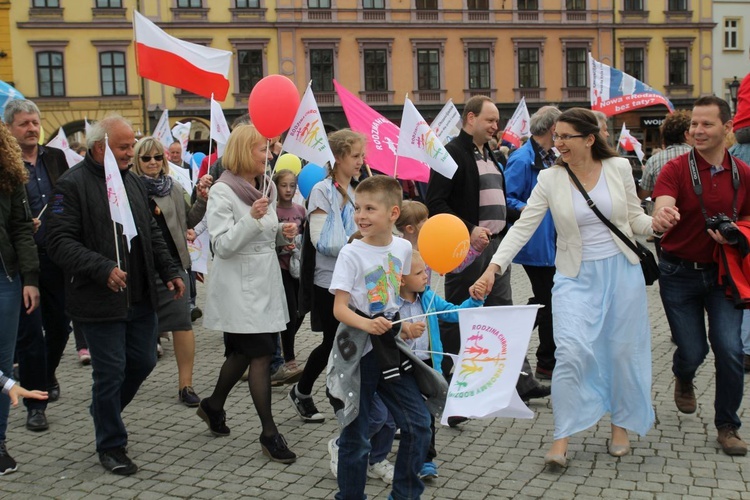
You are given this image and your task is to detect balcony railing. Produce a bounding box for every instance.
[307,9,333,21]
[360,91,393,105]
[362,10,386,21]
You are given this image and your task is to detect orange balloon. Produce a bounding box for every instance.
[417,214,470,275]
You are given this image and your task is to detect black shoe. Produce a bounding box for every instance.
[447,416,469,428]
[47,379,60,403]
[260,433,297,464]
[26,409,49,432]
[520,384,551,404]
[179,386,201,408]
[197,399,230,437]
[744,354,750,373]
[191,306,203,322]
[0,441,17,476]
[288,384,325,423]
[99,447,138,475]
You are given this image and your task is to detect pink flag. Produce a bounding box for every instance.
[133,11,232,100]
[501,97,531,148]
[334,80,430,182]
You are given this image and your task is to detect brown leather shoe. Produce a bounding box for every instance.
[717,427,748,456]
[674,377,696,414]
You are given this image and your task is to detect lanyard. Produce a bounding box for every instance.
[687,149,740,222]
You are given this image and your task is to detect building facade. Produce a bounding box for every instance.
[7,0,720,155]
[711,0,748,114]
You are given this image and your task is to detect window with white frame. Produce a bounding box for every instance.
[99,51,127,96]
[724,18,741,51]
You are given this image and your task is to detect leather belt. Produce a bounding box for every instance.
[660,251,715,271]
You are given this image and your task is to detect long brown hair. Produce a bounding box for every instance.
[554,108,617,164]
[328,129,365,205]
[0,124,27,194]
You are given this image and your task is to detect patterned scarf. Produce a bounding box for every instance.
[141,173,173,198]
[216,170,276,206]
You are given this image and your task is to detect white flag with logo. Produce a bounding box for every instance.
[397,97,458,179]
[188,217,210,274]
[103,135,138,251]
[618,123,645,163]
[430,99,462,145]
[441,305,540,425]
[210,96,230,158]
[46,127,83,168]
[168,160,194,194]
[153,108,173,150]
[501,97,531,149]
[171,121,192,164]
[283,86,336,168]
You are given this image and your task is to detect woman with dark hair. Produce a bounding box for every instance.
[0,123,40,474]
[473,108,655,468]
[133,136,210,407]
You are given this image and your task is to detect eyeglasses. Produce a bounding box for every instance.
[140,154,164,162]
[552,134,587,142]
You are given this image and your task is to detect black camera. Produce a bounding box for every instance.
[705,213,739,245]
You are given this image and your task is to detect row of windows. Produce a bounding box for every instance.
[30,0,689,11]
[34,44,693,98]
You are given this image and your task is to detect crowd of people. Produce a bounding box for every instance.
[1,84,750,499]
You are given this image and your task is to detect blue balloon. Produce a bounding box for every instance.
[192,152,206,169]
[298,163,327,198]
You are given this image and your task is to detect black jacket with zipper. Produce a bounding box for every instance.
[0,182,39,287]
[45,154,180,322]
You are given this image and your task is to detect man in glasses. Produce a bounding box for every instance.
[4,99,68,433]
[46,116,184,475]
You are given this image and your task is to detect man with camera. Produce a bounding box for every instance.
[652,96,750,456]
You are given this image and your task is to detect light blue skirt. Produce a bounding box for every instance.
[551,252,654,439]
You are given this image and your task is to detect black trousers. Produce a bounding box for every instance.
[522,265,557,372]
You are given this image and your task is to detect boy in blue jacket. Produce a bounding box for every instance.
[398,250,484,480]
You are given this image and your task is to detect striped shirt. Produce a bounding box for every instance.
[639,144,692,192]
[475,147,506,235]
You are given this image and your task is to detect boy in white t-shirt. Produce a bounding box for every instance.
[326,176,443,500]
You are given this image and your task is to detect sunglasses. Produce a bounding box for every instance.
[140,154,164,162]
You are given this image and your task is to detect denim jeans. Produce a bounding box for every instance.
[659,259,744,429]
[0,273,21,442]
[336,352,431,500]
[368,393,396,464]
[76,301,158,452]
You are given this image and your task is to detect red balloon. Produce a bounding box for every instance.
[248,75,300,138]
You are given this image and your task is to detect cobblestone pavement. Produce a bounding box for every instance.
[2,260,749,499]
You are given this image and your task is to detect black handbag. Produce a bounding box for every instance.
[564,165,660,286]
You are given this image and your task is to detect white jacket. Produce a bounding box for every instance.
[203,182,290,334]
[490,157,653,278]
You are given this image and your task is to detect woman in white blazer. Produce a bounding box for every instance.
[199,125,298,464]
[473,108,655,468]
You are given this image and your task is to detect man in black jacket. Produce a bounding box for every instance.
[46,115,184,475]
[4,99,68,432]
[426,96,549,420]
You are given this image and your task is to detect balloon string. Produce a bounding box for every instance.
[262,139,271,199]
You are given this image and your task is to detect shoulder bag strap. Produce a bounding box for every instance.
[563,164,642,256]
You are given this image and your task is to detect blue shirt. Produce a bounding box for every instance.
[24,146,53,247]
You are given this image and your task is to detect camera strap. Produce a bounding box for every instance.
[687,148,740,222]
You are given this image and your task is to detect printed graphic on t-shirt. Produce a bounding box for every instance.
[364,253,403,315]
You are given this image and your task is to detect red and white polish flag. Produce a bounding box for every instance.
[133,11,232,101]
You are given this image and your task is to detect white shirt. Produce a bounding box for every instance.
[571,174,621,261]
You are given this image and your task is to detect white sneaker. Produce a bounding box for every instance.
[328,438,339,478]
[367,459,394,485]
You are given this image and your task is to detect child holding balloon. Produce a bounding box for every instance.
[326,175,445,500]
[270,169,307,386]
[398,249,484,480]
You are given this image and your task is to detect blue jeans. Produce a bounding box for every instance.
[336,352,431,500]
[741,310,750,355]
[659,259,744,429]
[76,301,158,452]
[0,273,21,442]
[369,393,396,464]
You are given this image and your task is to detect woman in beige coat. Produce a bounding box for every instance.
[199,124,298,463]
[473,108,654,469]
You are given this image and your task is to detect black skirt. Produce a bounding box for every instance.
[223,332,276,358]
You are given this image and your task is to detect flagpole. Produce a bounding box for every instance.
[393,92,409,180]
[207,94,214,182]
[391,307,482,325]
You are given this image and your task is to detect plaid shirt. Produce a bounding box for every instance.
[639,144,692,192]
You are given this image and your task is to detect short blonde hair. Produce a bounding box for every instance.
[222,124,265,176]
[133,137,168,177]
